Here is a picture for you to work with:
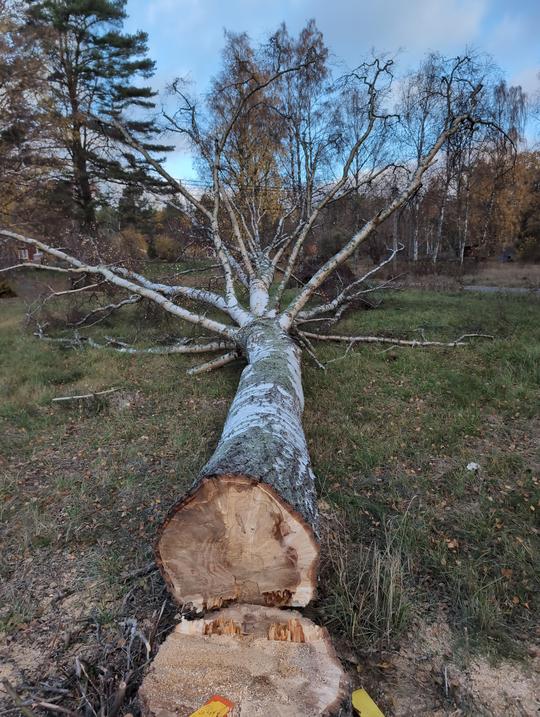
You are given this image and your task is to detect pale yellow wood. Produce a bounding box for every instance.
[140,605,347,717]
[157,476,318,611]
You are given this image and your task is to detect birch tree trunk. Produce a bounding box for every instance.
[392,207,399,271]
[412,205,420,263]
[433,192,447,265]
[157,319,320,612]
[459,174,471,266]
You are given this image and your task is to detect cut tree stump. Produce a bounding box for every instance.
[140,605,348,717]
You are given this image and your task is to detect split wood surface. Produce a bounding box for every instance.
[139,605,348,717]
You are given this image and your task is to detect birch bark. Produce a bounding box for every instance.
[156,319,320,612]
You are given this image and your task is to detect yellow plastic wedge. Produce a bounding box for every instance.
[352,688,385,717]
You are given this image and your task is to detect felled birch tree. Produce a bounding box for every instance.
[1,30,495,614]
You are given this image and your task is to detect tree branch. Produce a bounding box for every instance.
[105,117,213,221]
[0,229,238,339]
[85,337,236,355]
[110,266,238,318]
[187,350,240,375]
[105,120,248,316]
[52,388,120,403]
[280,108,480,328]
[300,331,494,347]
[297,245,402,321]
[34,325,236,356]
[271,61,393,309]
[219,189,256,279]
[72,295,142,327]
[0,263,86,275]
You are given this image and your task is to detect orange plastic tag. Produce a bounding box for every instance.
[188,695,234,716]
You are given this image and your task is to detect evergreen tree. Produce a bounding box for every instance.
[117,183,155,233]
[26,0,171,230]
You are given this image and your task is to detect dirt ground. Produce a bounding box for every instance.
[361,616,540,716]
[2,571,539,715]
[461,260,540,289]
[376,258,539,290]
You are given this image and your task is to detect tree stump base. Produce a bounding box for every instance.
[140,605,348,716]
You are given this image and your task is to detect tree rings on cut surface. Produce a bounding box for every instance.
[156,475,319,611]
[140,605,348,717]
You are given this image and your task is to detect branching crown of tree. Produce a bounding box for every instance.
[0,21,511,621]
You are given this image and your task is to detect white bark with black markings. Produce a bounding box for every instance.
[201,320,317,527]
[157,319,320,611]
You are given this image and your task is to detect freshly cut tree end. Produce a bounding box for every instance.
[139,605,348,717]
[156,475,319,611]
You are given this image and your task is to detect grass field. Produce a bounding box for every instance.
[1,288,539,714]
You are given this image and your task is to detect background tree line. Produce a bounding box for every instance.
[1,0,539,273]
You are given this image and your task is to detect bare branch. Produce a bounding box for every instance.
[85,337,236,355]
[280,107,481,328]
[0,229,238,339]
[220,189,256,278]
[105,117,213,221]
[295,332,326,371]
[52,388,120,403]
[209,145,245,314]
[297,245,402,321]
[300,331,494,348]
[102,118,245,310]
[0,263,86,275]
[34,324,236,357]
[72,295,142,327]
[216,60,319,158]
[162,197,249,289]
[271,62,394,308]
[101,120,247,315]
[187,350,240,375]
[110,266,238,317]
[48,281,102,297]
[221,244,250,288]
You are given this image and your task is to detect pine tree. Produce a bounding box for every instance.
[26,0,171,230]
[117,182,155,233]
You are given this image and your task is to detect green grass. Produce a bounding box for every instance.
[0,290,539,660]
[304,291,539,653]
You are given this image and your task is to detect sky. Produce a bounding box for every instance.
[124,0,540,179]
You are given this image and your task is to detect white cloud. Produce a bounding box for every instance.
[300,0,487,66]
[511,66,539,96]
[130,0,489,86]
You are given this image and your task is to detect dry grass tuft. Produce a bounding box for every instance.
[318,510,412,649]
